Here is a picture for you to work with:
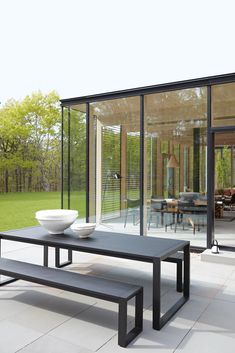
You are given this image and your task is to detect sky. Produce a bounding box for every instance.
[0,0,235,104]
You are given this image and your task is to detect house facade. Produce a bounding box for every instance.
[61,73,235,251]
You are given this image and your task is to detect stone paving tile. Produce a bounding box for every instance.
[0,320,42,353]
[190,273,226,299]
[6,291,95,334]
[174,300,235,353]
[215,277,235,303]
[229,268,235,280]
[17,334,95,353]
[192,258,235,279]
[0,293,30,321]
[49,304,118,351]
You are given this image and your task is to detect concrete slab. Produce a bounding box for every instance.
[17,334,94,353]
[201,249,235,266]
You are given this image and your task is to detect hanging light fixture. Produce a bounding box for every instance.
[167,154,179,168]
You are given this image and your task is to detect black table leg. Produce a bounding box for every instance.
[183,243,190,299]
[55,247,72,268]
[152,258,161,330]
[152,244,190,330]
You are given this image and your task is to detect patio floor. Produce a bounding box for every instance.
[0,238,235,353]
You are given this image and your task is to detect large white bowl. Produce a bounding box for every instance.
[70,223,96,238]
[36,209,78,220]
[36,209,78,234]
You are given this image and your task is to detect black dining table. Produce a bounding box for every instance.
[0,226,190,330]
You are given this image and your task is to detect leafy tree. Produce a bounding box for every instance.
[0,91,61,192]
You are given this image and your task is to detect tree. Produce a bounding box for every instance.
[0,91,61,192]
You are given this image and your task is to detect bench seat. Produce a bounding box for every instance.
[0,258,143,347]
[55,248,184,293]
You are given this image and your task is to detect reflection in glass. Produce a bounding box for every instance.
[214,131,235,247]
[90,97,140,233]
[62,105,86,218]
[70,105,86,218]
[144,88,208,246]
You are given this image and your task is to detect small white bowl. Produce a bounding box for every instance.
[70,223,96,238]
[36,209,78,234]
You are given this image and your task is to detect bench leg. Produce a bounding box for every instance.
[55,247,73,268]
[118,289,143,347]
[176,260,183,292]
[43,246,48,267]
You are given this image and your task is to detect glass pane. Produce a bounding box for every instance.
[144,88,207,247]
[90,97,140,233]
[214,131,235,247]
[70,104,86,219]
[212,82,235,127]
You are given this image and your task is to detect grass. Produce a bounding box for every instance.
[0,191,85,231]
[0,192,61,231]
[0,189,138,231]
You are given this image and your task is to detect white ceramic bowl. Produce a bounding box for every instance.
[70,223,96,238]
[35,209,78,234]
[36,209,78,220]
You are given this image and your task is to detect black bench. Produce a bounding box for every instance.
[0,258,143,347]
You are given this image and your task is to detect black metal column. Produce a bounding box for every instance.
[140,95,144,236]
[207,85,214,248]
[61,106,64,209]
[68,108,71,209]
[86,103,90,222]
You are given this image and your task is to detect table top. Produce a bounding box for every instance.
[0,226,189,262]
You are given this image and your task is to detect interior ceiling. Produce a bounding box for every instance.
[68,84,235,139]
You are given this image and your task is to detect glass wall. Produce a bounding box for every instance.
[62,104,86,219]
[144,88,208,247]
[212,82,235,246]
[62,76,235,249]
[89,97,140,233]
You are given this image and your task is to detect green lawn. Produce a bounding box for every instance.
[0,192,61,231]
[0,190,138,231]
[0,191,88,231]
